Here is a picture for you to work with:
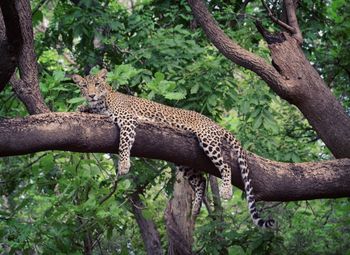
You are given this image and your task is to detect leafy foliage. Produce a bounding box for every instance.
[1,0,349,254]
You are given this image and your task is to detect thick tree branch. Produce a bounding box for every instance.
[0,0,22,92]
[1,112,349,202]
[9,0,49,114]
[187,0,350,159]
[186,0,292,100]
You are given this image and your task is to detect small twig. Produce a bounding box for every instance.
[236,0,253,21]
[63,52,77,65]
[305,200,317,218]
[99,179,120,205]
[261,0,296,34]
[25,153,48,168]
[129,194,147,210]
[241,0,252,11]
[322,202,333,225]
[92,153,114,178]
[32,0,48,15]
[203,196,212,214]
[97,237,104,255]
[260,201,283,211]
[152,181,168,201]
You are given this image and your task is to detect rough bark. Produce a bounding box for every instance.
[9,0,49,114]
[83,234,93,255]
[165,172,195,255]
[130,193,163,255]
[209,176,223,215]
[0,0,23,91]
[1,112,350,202]
[186,0,350,159]
[267,34,350,159]
[284,0,303,43]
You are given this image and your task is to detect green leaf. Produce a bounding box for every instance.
[165,91,186,100]
[252,114,263,130]
[53,71,66,82]
[291,153,301,163]
[32,10,43,27]
[240,101,250,114]
[40,154,54,170]
[190,84,200,94]
[154,72,165,82]
[67,97,85,104]
[142,209,153,220]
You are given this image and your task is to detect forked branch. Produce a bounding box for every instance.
[186,0,293,100]
[261,0,296,34]
[9,0,49,114]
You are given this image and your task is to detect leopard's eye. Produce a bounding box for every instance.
[81,83,87,88]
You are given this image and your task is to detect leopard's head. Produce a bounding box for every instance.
[72,69,112,102]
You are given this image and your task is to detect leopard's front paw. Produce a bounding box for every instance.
[118,160,131,176]
[77,105,89,113]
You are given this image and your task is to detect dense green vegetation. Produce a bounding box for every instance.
[1,0,349,254]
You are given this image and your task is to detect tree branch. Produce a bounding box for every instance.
[32,0,48,15]
[284,0,303,43]
[187,0,350,159]
[130,193,163,255]
[0,0,23,92]
[9,0,49,114]
[1,112,349,202]
[261,0,296,34]
[186,0,293,100]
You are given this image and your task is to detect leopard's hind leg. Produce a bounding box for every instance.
[196,131,232,200]
[176,166,206,217]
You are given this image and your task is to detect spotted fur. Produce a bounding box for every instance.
[176,165,206,218]
[72,69,275,228]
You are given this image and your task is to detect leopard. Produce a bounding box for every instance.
[72,69,275,228]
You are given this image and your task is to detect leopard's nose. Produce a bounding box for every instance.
[89,94,95,99]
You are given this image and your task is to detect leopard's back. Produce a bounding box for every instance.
[106,91,220,132]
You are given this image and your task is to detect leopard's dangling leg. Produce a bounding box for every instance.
[176,166,206,217]
[196,132,232,200]
[111,114,137,176]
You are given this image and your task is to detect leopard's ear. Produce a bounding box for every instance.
[97,69,108,79]
[72,74,84,85]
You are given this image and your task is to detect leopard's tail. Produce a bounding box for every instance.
[227,133,275,228]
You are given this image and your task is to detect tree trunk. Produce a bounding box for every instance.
[165,172,195,255]
[130,193,163,255]
[83,234,93,255]
[8,0,49,114]
[0,0,22,91]
[266,33,350,158]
